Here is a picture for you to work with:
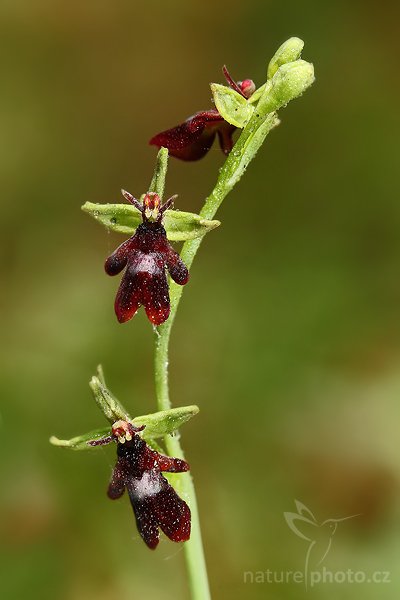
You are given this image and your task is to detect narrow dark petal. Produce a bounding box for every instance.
[105,237,137,276]
[149,110,224,161]
[155,454,190,473]
[153,484,191,543]
[159,194,177,216]
[114,268,142,323]
[166,246,189,285]
[142,271,170,326]
[222,65,246,97]
[144,444,189,472]
[107,459,127,500]
[121,189,143,212]
[88,435,113,447]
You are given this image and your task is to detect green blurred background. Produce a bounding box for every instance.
[1,1,400,598]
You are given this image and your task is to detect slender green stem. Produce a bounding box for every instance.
[154,343,210,598]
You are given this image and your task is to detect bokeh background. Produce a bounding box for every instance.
[1,1,400,599]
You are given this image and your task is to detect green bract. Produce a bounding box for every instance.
[210,83,254,128]
[82,201,220,241]
[89,373,129,424]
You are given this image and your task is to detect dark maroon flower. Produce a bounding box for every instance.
[149,66,255,161]
[89,420,191,549]
[105,190,189,325]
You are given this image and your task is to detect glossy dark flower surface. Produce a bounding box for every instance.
[90,420,191,549]
[105,191,189,325]
[149,66,255,161]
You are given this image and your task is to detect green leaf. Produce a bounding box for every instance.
[211,83,254,128]
[133,405,199,440]
[267,37,304,79]
[82,202,220,241]
[49,427,111,451]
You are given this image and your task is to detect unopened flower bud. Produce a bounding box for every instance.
[261,59,315,113]
[267,37,304,79]
[239,79,256,98]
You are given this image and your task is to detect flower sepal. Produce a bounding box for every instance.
[50,427,112,451]
[133,405,199,440]
[82,201,220,241]
[210,83,255,128]
[90,366,130,424]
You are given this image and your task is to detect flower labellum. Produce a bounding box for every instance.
[89,420,191,549]
[105,190,189,325]
[149,66,255,161]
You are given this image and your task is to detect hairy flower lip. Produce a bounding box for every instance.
[105,190,189,325]
[106,420,191,549]
[85,419,191,549]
